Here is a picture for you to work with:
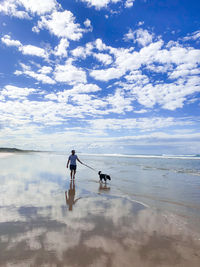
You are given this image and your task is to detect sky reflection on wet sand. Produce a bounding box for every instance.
[0,153,200,266]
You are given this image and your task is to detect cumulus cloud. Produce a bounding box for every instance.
[53,38,69,57]
[120,76,200,110]
[72,83,101,93]
[87,34,200,111]
[84,18,93,31]
[15,64,55,84]
[124,28,154,46]
[89,117,193,131]
[1,35,49,59]
[54,60,87,84]
[183,30,200,42]
[90,67,125,81]
[71,43,93,59]
[38,66,53,75]
[1,85,37,100]
[19,45,48,58]
[95,38,108,51]
[34,10,84,40]
[23,70,56,84]
[93,53,113,65]
[18,0,59,15]
[125,0,135,8]
[1,35,22,47]
[79,0,121,10]
[0,0,30,19]
[45,83,101,102]
[0,0,59,19]
[106,89,133,113]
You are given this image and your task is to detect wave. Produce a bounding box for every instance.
[80,153,200,160]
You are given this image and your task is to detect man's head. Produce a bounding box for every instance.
[71,150,75,155]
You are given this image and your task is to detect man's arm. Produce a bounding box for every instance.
[77,157,83,164]
[66,158,70,168]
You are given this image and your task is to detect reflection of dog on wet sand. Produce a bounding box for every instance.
[99,182,110,192]
[98,171,111,182]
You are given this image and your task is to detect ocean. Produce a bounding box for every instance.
[0,152,200,266]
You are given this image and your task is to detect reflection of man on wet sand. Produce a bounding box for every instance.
[65,180,80,211]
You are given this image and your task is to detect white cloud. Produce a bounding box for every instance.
[0,0,59,19]
[44,83,104,116]
[145,63,172,73]
[54,60,87,84]
[90,67,125,81]
[95,38,108,51]
[19,45,48,58]
[90,41,163,81]
[45,83,101,102]
[106,89,133,113]
[69,33,200,113]
[1,85,36,100]
[124,70,149,85]
[89,117,192,131]
[84,18,91,27]
[71,83,101,93]
[134,109,148,113]
[23,70,56,84]
[183,30,200,41]
[1,35,22,47]
[154,46,200,65]
[71,46,87,58]
[120,76,200,110]
[18,0,59,15]
[79,0,121,10]
[138,21,144,26]
[125,0,135,8]
[53,38,69,57]
[124,29,134,40]
[35,10,84,40]
[15,64,55,84]
[71,43,93,59]
[93,53,112,65]
[124,28,154,46]
[84,18,93,31]
[38,66,53,75]
[1,35,49,59]
[169,63,200,79]
[0,0,30,19]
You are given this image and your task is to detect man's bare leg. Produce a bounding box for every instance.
[73,170,76,179]
[70,170,73,179]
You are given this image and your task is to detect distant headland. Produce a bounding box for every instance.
[0,147,41,153]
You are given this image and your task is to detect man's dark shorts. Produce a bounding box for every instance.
[70,164,76,171]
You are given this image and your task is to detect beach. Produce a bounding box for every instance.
[0,152,200,266]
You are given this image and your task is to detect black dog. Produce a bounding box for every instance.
[98,171,111,182]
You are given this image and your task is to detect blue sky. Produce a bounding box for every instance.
[0,0,200,154]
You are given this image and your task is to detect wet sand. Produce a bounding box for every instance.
[0,153,200,266]
[0,152,14,158]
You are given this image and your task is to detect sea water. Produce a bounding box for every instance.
[0,152,200,266]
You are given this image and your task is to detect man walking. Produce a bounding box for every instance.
[66,150,83,179]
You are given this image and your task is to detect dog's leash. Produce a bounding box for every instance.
[82,163,97,172]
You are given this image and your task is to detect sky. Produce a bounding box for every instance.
[0,0,200,155]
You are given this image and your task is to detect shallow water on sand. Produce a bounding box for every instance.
[0,152,200,266]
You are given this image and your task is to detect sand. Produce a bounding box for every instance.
[0,152,200,266]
